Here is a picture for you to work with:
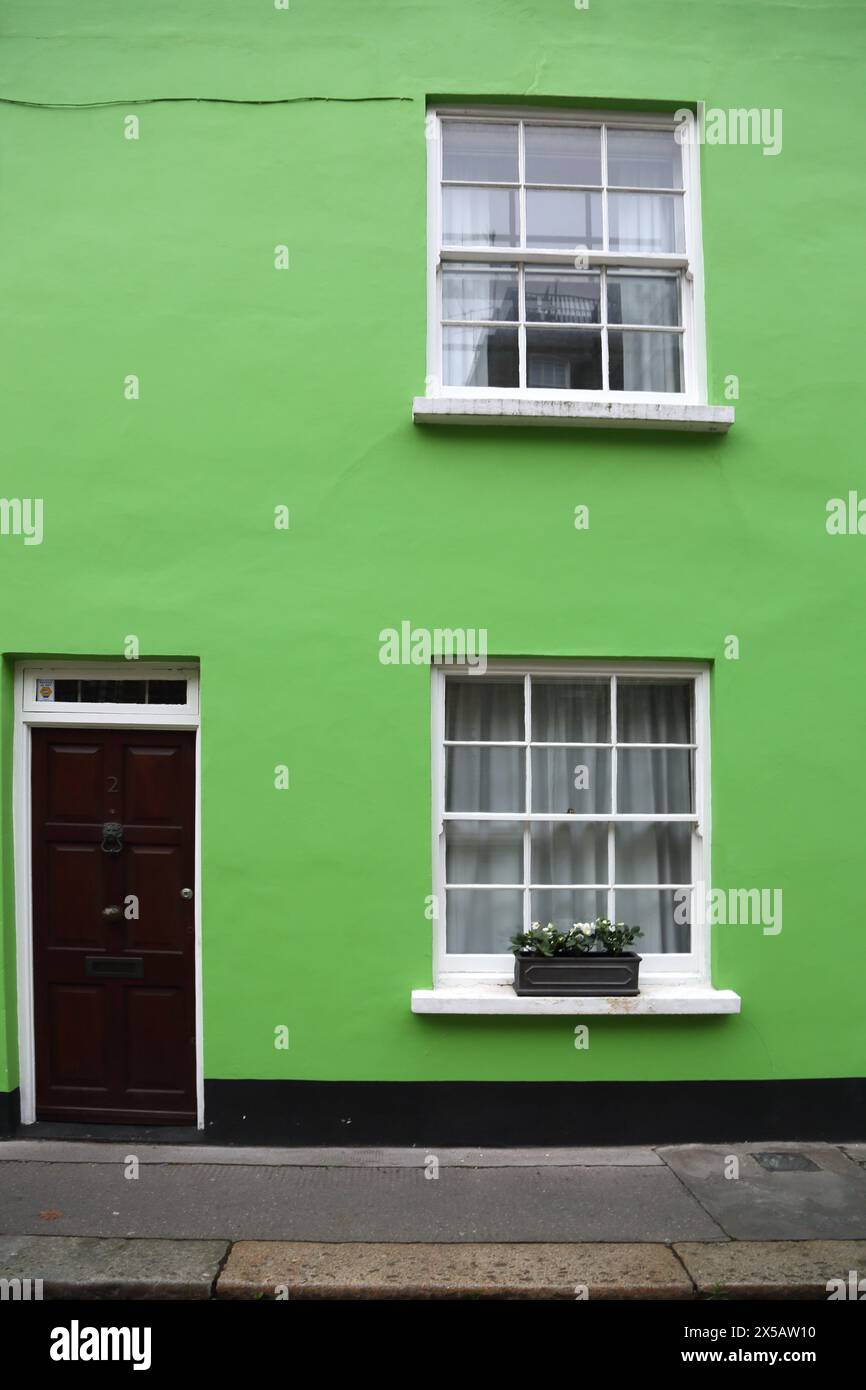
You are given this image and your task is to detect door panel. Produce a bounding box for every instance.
[125,846,184,952]
[47,985,111,1089]
[124,744,185,824]
[33,727,197,1124]
[46,744,105,820]
[47,845,104,948]
[124,988,189,1091]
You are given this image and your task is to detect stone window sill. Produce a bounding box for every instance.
[412,397,734,433]
[411,980,741,1016]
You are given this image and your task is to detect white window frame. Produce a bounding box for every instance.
[21,663,198,718]
[425,105,708,407]
[431,659,711,986]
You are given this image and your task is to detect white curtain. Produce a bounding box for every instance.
[445,679,692,954]
[443,186,518,247]
[608,192,682,255]
[442,269,519,388]
[609,275,681,393]
[615,331,681,393]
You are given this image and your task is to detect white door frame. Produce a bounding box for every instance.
[11,661,203,1128]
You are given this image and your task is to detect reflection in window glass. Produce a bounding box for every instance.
[443,327,519,387]
[442,267,518,322]
[525,273,601,324]
[526,330,602,390]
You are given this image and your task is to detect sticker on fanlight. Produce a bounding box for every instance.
[35,679,55,702]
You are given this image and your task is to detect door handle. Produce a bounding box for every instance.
[102,905,122,921]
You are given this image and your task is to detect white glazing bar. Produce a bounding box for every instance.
[443,812,699,821]
[443,740,697,749]
[609,674,617,920]
[519,269,527,390]
[440,180,520,189]
[603,184,686,196]
[447,883,525,890]
[518,120,527,250]
[524,882,691,891]
[518,123,527,388]
[523,672,532,933]
[442,321,685,335]
[601,265,609,392]
[443,741,528,748]
[438,247,689,268]
[601,123,609,250]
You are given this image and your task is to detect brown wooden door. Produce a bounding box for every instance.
[32,728,197,1124]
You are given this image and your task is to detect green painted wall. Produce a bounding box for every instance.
[1,1,863,1091]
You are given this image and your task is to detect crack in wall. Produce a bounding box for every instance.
[0,95,413,109]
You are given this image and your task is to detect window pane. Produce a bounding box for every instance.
[608,331,682,392]
[531,679,609,741]
[526,329,602,390]
[446,679,524,741]
[614,888,689,952]
[525,272,600,324]
[531,747,611,813]
[525,125,601,185]
[443,186,519,246]
[442,267,518,322]
[442,121,519,182]
[80,679,146,702]
[531,822,608,885]
[615,823,691,885]
[443,326,519,387]
[530,888,607,930]
[147,680,187,704]
[526,189,602,249]
[608,192,684,253]
[617,748,693,814]
[446,821,523,884]
[446,889,522,953]
[617,680,693,743]
[446,747,525,812]
[607,129,682,189]
[54,680,79,701]
[608,275,680,326]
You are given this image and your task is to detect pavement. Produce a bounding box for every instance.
[1,1139,864,1298]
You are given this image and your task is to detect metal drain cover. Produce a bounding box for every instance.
[753,1151,819,1172]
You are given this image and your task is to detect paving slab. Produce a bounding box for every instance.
[217,1240,694,1299]
[675,1240,866,1300]
[658,1144,866,1240]
[0,1159,723,1242]
[0,1235,228,1300]
[0,1142,662,1168]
